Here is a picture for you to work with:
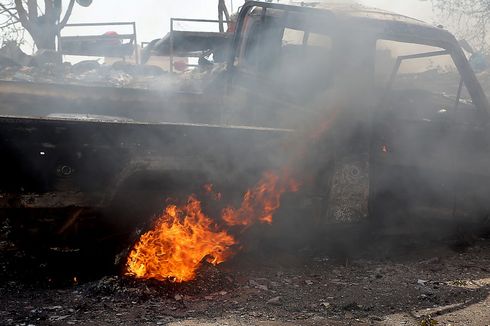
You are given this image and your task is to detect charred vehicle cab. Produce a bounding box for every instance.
[0,0,489,246]
[225,1,490,227]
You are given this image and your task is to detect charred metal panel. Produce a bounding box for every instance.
[370,91,490,222]
[328,154,369,223]
[0,81,223,124]
[325,113,371,223]
[0,192,105,208]
[0,116,292,209]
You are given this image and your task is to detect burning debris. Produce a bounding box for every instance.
[222,171,299,226]
[125,195,236,283]
[125,171,299,283]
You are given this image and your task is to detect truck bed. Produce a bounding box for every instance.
[0,114,292,209]
[0,80,221,124]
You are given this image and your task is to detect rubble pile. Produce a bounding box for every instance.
[86,262,235,301]
[0,42,178,90]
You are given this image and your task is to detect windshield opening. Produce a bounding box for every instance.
[235,9,334,105]
[375,39,476,121]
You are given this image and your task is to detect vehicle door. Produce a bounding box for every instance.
[370,38,490,224]
[224,6,335,130]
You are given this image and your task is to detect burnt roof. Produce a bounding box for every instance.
[284,1,427,24]
[247,0,456,45]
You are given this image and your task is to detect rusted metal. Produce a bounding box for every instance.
[59,22,139,63]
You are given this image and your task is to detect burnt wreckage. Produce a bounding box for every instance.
[0,1,489,246]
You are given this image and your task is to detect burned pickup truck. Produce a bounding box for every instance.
[1,1,489,248]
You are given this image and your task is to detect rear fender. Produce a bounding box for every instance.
[102,156,208,207]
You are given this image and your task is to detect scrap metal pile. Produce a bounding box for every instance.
[0,42,213,92]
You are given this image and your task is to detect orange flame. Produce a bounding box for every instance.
[125,100,338,283]
[125,171,298,283]
[203,183,222,201]
[125,195,235,282]
[222,171,298,226]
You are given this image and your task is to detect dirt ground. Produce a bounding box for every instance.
[1,226,489,326]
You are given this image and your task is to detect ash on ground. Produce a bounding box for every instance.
[1,224,489,326]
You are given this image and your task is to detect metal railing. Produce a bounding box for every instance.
[59,22,139,64]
